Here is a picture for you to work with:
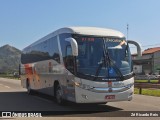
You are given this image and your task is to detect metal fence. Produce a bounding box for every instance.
[134,75,160,80]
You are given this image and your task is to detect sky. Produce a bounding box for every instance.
[0,0,160,53]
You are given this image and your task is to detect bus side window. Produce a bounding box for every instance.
[65,45,74,73]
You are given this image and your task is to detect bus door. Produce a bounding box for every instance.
[64,45,76,101]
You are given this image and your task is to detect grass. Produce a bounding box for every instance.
[135,80,159,83]
[134,79,160,97]
[134,88,160,97]
[0,74,20,80]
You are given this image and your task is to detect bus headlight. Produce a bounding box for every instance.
[74,81,81,86]
[81,84,94,90]
[74,82,94,90]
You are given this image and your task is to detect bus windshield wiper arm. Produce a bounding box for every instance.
[93,40,108,81]
[93,39,124,81]
[109,59,124,81]
[105,47,124,81]
[93,58,105,81]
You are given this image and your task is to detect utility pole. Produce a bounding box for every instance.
[127,24,129,40]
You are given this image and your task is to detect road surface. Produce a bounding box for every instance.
[0,78,159,120]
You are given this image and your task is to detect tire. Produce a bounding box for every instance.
[55,84,65,105]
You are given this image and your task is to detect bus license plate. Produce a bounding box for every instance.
[105,95,115,100]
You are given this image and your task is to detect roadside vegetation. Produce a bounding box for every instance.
[135,80,159,83]
[134,79,160,97]
[134,88,160,97]
[0,73,20,80]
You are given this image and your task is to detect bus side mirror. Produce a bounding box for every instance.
[65,38,78,56]
[127,40,142,57]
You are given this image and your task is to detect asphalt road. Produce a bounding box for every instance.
[0,78,160,119]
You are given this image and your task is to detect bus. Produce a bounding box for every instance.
[20,27,142,105]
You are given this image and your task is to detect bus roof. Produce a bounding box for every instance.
[23,27,125,51]
[65,27,125,37]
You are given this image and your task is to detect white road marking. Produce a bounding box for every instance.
[0,84,10,88]
[1,79,6,81]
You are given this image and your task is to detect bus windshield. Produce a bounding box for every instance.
[74,35,132,80]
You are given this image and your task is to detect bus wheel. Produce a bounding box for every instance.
[55,84,64,105]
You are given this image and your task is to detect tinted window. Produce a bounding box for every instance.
[74,35,132,78]
[21,36,60,64]
[59,33,71,57]
[48,37,60,63]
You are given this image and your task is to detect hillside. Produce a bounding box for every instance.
[0,44,21,73]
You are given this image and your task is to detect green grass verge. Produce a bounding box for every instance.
[0,74,20,80]
[134,88,160,97]
[135,80,159,83]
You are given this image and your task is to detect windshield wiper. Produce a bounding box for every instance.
[93,59,105,81]
[93,39,124,81]
[93,40,108,81]
[109,59,124,81]
[105,43,124,81]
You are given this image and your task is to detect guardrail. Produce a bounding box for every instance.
[134,82,160,94]
[134,75,160,94]
[134,75,160,80]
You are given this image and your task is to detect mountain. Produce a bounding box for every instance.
[0,44,21,73]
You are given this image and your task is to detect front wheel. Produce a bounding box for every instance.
[55,84,65,105]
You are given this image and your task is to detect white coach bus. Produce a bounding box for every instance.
[20,27,141,105]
